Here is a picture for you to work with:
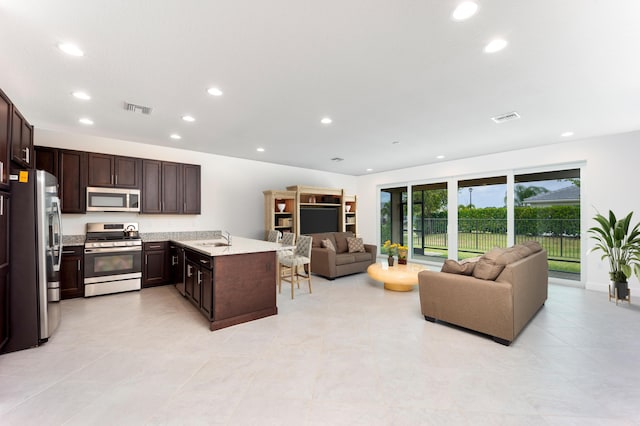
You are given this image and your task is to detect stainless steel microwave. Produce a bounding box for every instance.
[86,187,141,212]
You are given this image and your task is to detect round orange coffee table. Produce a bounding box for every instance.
[367,262,428,291]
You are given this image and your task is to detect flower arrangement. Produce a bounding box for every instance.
[383,240,400,256]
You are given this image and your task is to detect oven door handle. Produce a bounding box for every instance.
[84,246,142,254]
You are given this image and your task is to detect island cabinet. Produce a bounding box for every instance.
[60,246,84,299]
[88,153,141,189]
[180,239,278,331]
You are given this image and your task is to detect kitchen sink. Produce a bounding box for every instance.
[196,241,230,247]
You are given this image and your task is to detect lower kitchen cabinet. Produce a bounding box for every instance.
[60,245,84,299]
[169,243,184,285]
[1,191,8,349]
[143,241,170,287]
[184,249,213,319]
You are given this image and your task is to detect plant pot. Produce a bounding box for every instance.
[387,256,394,267]
[613,281,629,300]
[397,248,408,264]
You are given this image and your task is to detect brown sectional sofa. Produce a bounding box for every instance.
[418,242,548,345]
[308,232,377,279]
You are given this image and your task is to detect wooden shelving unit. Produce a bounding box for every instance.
[262,190,296,239]
[264,185,358,237]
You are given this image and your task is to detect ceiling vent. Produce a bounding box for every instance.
[124,102,153,115]
[331,157,344,162]
[491,111,520,124]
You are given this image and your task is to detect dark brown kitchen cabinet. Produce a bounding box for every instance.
[88,153,140,188]
[10,108,33,168]
[169,243,184,285]
[0,91,10,190]
[182,164,201,214]
[142,160,183,214]
[60,246,84,299]
[35,146,58,177]
[59,149,87,213]
[0,191,9,349]
[184,249,213,318]
[143,241,170,287]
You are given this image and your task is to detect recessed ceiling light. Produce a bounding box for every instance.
[484,39,508,53]
[452,1,478,21]
[182,115,195,122]
[321,117,332,125]
[58,43,84,57]
[366,168,373,172]
[561,131,574,137]
[436,155,445,159]
[207,87,223,96]
[170,134,182,140]
[78,117,93,125]
[72,91,91,100]
[257,147,265,152]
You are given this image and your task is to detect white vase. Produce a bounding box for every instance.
[277,203,286,212]
[346,205,351,212]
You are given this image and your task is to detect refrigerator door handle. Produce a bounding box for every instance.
[52,197,63,272]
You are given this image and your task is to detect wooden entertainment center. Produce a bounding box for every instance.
[263,185,357,238]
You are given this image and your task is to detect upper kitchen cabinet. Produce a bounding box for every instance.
[142,160,200,214]
[0,91,10,190]
[88,153,141,188]
[59,149,88,213]
[34,146,58,177]
[182,164,201,214]
[10,107,33,169]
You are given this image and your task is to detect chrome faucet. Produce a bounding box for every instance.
[221,231,232,246]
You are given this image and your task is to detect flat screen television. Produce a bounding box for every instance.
[300,207,339,234]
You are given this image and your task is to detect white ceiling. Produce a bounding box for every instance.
[2,0,640,176]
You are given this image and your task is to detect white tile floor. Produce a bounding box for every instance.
[1,274,639,425]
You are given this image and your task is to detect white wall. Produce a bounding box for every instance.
[355,130,640,294]
[36,129,357,240]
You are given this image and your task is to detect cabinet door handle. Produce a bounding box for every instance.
[187,264,192,277]
[62,250,76,254]
[0,161,3,183]
[115,174,118,185]
[23,147,30,163]
[200,259,208,264]
[197,270,202,285]
[145,254,148,265]
[77,259,81,271]
[171,255,178,265]
[0,195,3,216]
[148,245,161,249]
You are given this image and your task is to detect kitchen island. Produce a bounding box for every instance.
[172,236,286,331]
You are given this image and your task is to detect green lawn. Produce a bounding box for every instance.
[415,232,581,274]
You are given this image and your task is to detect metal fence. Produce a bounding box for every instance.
[413,218,580,261]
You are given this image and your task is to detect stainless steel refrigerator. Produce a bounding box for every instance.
[2,169,62,353]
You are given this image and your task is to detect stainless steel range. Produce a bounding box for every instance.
[84,222,142,297]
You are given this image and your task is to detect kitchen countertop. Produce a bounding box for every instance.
[173,236,292,257]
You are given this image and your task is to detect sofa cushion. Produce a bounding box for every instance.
[512,244,533,259]
[347,237,365,253]
[311,233,337,250]
[335,253,356,266]
[472,247,506,280]
[522,240,543,253]
[321,238,336,251]
[353,252,373,262]
[441,258,478,275]
[333,232,354,254]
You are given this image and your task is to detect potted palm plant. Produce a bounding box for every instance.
[588,210,640,299]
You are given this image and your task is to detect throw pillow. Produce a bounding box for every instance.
[347,237,365,253]
[321,238,335,251]
[472,259,506,280]
[441,259,476,275]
